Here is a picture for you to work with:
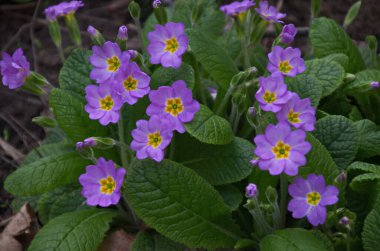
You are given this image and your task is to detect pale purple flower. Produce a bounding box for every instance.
[339,216,350,226]
[113,62,150,105]
[246,183,258,198]
[220,0,255,16]
[127,50,138,59]
[84,137,96,147]
[117,25,128,40]
[288,174,339,226]
[131,116,174,162]
[146,80,200,133]
[1,48,30,90]
[87,25,98,37]
[79,157,126,207]
[267,46,306,77]
[255,0,286,23]
[254,122,312,176]
[153,0,161,8]
[44,1,83,21]
[255,73,292,112]
[89,41,130,84]
[280,24,297,44]
[147,22,188,69]
[76,141,84,151]
[250,159,259,166]
[84,84,123,126]
[276,92,316,131]
[371,81,380,89]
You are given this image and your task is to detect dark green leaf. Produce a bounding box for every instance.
[286,74,322,106]
[131,231,183,251]
[343,69,380,94]
[150,63,195,90]
[363,195,380,251]
[354,119,380,159]
[215,185,243,210]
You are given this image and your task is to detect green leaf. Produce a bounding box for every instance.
[354,119,380,159]
[5,152,90,196]
[286,74,322,107]
[150,63,195,90]
[313,115,359,170]
[343,69,380,93]
[50,88,108,142]
[131,231,183,251]
[174,134,253,185]
[126,159,244,250]
[28,209,117,251]
[363,195,380,251]
[23,143,73,165]
[260,228,329,251]
[37,187,88,224]
[59,49,93,99]
[188,29,238,90]
[184,104,233,145]
[215,185,243,210]
[310,17,365,73]
[343,1,362,28]
[301,134,340,184]
[323,53,349,71]
[348,162,380,193]
[302,58,345,97]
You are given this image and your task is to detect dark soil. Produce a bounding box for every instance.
[0,0,379,221]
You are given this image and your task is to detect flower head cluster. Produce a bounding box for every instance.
[288,174,339,226]
[220,0,255,16]
[79,157,125,207]
[147,22,188,69]
[44,1,84,21]
[255,0,286,23]
[1,48,30,90]
[267,46,305,77]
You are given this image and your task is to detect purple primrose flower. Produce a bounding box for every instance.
[280,24,297,44]
[255,73,292,112]
[276,92,316,131]
[90,41,130,84]
[255,0,286,23]
[113,62,150,105]
[254,122,312,176]
[146,80,200,133]
[44,1,84,21]
[1,48,30,90]
[288,174,339,226]
[131,116,174,162]
[267,46,306,77]
[84,84,123,126]
[147,22,188,69]
[79,157,126,207]
[220,0,255,16]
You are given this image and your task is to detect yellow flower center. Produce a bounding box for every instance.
[278,60,293,74]
[287,109,301,123]
[164,37,179,53]
[307,191,321,206]
[263,90,277,103]
[123,75,138,91]
[106,56,121,72]
[165,98,184,116]
[99,95,114,111]
[99,175,116,195]
[147,132,163,148]
[272,141,291,159]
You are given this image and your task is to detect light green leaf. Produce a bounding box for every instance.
[348,162,380,193]
[23,143,73,165]
[286,74,322,107]
[323,53,349,71]
[301,134,340,184]
[5,152,90,196]
[310,17,365,73]
[363,195,380,251]
[37,187,88,224]
[174,134,253,185]
[188,29,238,90]
[126,159,244,250]
[131,231,183,251]
[28,209,117,251]
[313,115,359,170]
[59,49,93,99]
[185,104,233,145]
[215,185,243,210]
[50,88,108,142]
[343,69,380,93]
[354,119,380,159]
[260,228,329,251]
[343,1,362,28]
[303,58,345,97]
[150,63,195,90]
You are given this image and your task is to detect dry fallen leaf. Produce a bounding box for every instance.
[98,229,135,251]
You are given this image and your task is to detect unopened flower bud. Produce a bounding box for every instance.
[153,0,167,24]
[127,50,138,59]
[250,159,258,166]
[117,25,128,40]
[84,137,96,147]
[153,0,161,8]
[128,1,141,20]
[76,141,84,151]
[248,107,256,117]
[87,25,105,46]
[280,24,297,44]
[336,172,347,183]
[371,81,380,90]
[64,13,82,46]
[339,216,350,226]
[265,186,278,204]
[87,25,97,36]
[246,183,258,198]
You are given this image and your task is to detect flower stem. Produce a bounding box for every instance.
[280,174,288,228]
[216,85,234,116]
[118,109,129,169]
